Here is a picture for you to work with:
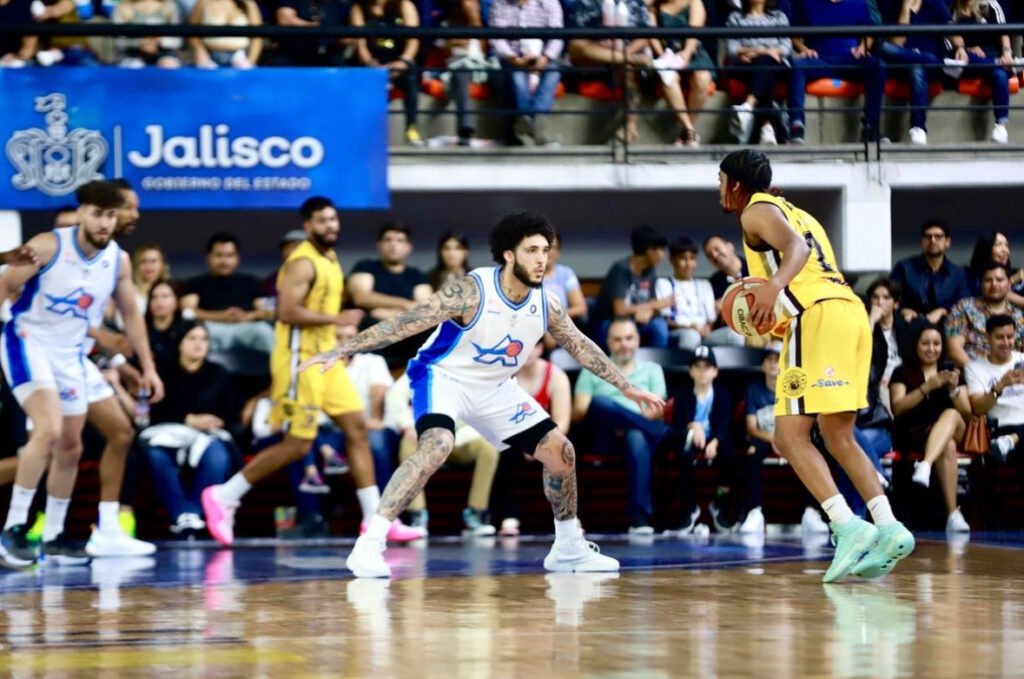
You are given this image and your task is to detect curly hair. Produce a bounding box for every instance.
[489,211,555,264]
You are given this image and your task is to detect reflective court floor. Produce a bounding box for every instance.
[1,532,1023,678]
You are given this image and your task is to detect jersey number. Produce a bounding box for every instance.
[804,234,836,273]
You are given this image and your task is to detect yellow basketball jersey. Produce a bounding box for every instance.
[741,192,859,320]
[273,240,344,357]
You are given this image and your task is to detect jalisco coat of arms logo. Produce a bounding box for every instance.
[6,93,107,196]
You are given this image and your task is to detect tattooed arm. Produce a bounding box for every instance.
[299,275,481,373]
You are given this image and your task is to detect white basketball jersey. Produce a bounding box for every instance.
[408,266,548,385]
[8,226,121,348]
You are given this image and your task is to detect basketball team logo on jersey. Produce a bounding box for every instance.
[781,367,808,399]
[509,401,537,424]
[45,288,95,320]
[472,335,525,368]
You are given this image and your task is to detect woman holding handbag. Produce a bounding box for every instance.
[890,323,972,533]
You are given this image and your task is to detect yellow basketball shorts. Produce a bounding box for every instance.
[775,298,871,417]
[269,348,363,440]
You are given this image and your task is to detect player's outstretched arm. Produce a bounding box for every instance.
[547,295,665,412]
[298,275,482,373]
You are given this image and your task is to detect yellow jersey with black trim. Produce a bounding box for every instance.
[273,240,343,357]
[741,192,859,320]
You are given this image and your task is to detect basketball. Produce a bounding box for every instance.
[721,277,780,338]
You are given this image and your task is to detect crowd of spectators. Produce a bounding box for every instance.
[1,0,1021,146]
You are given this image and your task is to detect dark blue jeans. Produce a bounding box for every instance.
[586,395,668,526]
[145,439,233,522]
[876,42,943,130]
[964,51,1010,122]
[788,52,887,129]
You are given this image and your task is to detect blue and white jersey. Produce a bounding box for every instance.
[7,226,121,349]
[408,266,548,386]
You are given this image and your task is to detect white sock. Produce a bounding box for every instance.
[821,494,854,526]
[5,485,36,530]
[356,485,381,521]
[98,501,120,535]
[914,461,932,477]
[365,513,391,542]
[216,473,252,504]
[867,495,897,527]
[42,496,71,543]
[554,518,580,542]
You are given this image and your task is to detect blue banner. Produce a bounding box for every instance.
[0,68,389,210]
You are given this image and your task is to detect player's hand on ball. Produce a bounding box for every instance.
[749,279,781,332]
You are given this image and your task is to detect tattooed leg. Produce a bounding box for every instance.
[534,431,578,521]
[376,428,455,520]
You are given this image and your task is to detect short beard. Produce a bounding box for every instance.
[512,260,543,289]
[85,231,111,250]
[310,232,336,250]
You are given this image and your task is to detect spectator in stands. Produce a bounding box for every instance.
[648,0,716,146]
[889,323,971,532]
[967,314,1024,466]
[112,0,183,68]
[890,219,970,324]
[866,276,914,413]
[702,236,749,346]
[968,230,1024,306]
[33,0,101,66]
[593,225,672,348]
[145,280,188,364]
[787,0,888,143]
[725,0,792,145]
[428,230,470,291]
[189,0,263,68]
[439,0,486,146]
[262,229,309,300]
[490,0,564,146]
[137,322,238,537]
[543,232,587,323]
[573,318,668,533]
[656,236,717,350]
[113,178,142,237]
[348,222,432,365]
[351,0,423,145]
[947,263,1024,367]
[387,374,499,535]
[667,345,735,534]
[952,0,1013,144]
[275,0,350,66]
[0,0,37,67]
[180,232,276,354]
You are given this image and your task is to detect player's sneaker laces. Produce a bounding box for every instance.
[823,517,878,583]
[42,533,91,566]
[852,521,915,579]
[346,535,391,578]
[202,485,238,547]
[0,525,38,568]
[544,535,620,573]
[86,527,157,557]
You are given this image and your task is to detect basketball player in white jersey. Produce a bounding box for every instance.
[0,181,163,567]
[300,211,665,577]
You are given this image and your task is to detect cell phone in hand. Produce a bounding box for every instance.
[939,360,956,372]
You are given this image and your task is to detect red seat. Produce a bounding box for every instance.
[577,80,624,101]
[725,77,788,100]
[958,77,1021,97]
[806,78,863,97]
[885,79,943,99]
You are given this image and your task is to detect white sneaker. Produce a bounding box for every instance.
[908,126,927,145]
[759,122,777,146]
[85,528,156,557]
[738,506,765,534]
[946,507,971,533]
[731,103,755,143]
[544,536,619,573]
[992,123,1009,144]
[912,460,932,488]
[995,434,1015,460]
[346,535,391,578]
[499,518,520,536]
[801,506,830,535]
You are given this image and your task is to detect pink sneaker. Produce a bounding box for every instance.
[201,485,238,547]
[359,519,426,544]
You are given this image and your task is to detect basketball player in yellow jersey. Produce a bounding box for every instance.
[718,150,914,582]
[201,197,425,546]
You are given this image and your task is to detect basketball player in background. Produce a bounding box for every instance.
[300,211,664,577]
[718,149,914,582]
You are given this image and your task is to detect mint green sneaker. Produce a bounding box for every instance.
[823,518,878,583]
[851,521,915,579]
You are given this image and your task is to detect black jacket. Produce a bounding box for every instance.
[671,383,733,454]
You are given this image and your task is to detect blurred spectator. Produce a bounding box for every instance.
[146,280,188,364]
[787,0,887,143]
[890,219,970,325]
[726,0,792,145]
[490,0,564,146]
[112,0,183,68]
[53,205,79,228]
[656,236,716,350]
[966,314,1024,465]
[573,319,668,533]
[34,0,101,67]
[702,236,748,346]
[189,0,263,69]
[348,222,432,366]
[0,0,36,67]
[968,230,1024,306]
[593,225,671,348]
[136,322,238,537]
[738,345,780,534]
[180,232,275,354]
[275,0,350,65]
[108,244,170,331]
[952,0,1013,144]
[262,229,309,299]
[866,276,914,413]
[667,345,735,534]
[351,0,423,145]
[889,323,971,532]
[542,233,588,323]
[113,178,142,237]
[877,0,953,145]
[946,263,1024,367]
[428,230,470,291]
[439,0,486,145]
[648,0,716,146]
